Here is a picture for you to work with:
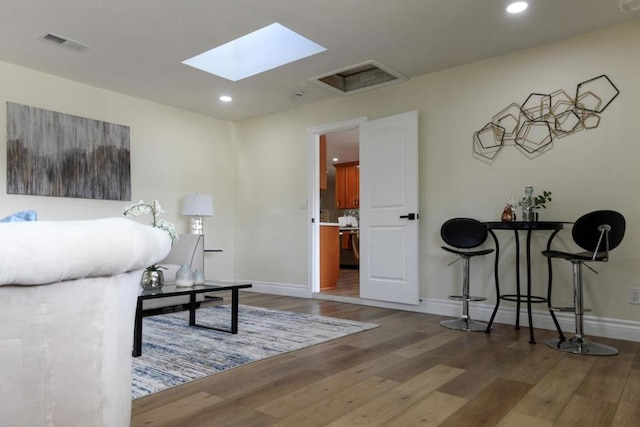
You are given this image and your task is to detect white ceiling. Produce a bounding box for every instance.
[326,128,360,172]
[1,1,638,122]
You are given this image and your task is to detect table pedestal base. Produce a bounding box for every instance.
[484,221,566,344]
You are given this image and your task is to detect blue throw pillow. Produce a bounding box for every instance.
[0,210,38,222]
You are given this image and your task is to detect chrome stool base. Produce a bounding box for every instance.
[448,295,487,302]
[545,336,618,356]
[440,318,488,332]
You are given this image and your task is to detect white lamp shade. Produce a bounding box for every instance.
[182,194,214,216]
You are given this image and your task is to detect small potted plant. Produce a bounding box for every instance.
[532,190,552,221]
[533,190,552,210]
[141,264,167,290]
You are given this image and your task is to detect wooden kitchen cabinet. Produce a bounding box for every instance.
[334,161,359,209]
[320,225,340,290]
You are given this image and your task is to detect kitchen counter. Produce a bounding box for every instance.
[319,224,340,290]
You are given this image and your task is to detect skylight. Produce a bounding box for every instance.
[182,23,326,82]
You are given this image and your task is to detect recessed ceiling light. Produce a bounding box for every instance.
[332,158,339,162]
[506,1,528,14]
[183,23,326,82]
[219,95,232,102]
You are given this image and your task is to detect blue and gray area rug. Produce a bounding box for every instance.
[132,304,378,399]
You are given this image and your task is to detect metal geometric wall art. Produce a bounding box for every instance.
[473,122,505,161]
[473,75,619,162]
[6,102,131,200]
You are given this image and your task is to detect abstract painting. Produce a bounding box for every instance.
[6,102,131,200]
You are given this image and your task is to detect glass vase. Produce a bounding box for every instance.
[176,264,194,287]
[193,268,205,285]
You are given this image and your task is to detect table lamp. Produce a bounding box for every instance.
[182,194,213,234]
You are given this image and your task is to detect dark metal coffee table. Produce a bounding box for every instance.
[133,281,252,357]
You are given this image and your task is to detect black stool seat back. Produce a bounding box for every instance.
[572,210,625,253]
[441,218,489,249]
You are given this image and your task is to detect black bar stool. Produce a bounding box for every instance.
[542,210,625,356]
[440,218,494,331]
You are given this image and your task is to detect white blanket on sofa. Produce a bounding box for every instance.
[0,217,171,426]
[0,217,171,285]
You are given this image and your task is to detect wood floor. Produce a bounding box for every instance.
[320,268,359,298]
[131,292,640,426]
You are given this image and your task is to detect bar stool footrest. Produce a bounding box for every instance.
[500,294,547,303]
[448,295,487,302]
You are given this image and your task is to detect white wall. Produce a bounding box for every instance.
[0,61,236,279]
[1,20,638,335]
[233,21,640,327]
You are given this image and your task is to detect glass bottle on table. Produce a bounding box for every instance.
[506,194,519,221]
[521,186,534,222]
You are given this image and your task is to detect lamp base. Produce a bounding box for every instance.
[189,216,203,234]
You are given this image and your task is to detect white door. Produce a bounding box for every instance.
[359,111,420,305]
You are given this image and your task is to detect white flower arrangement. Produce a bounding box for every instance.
[123,200,177,243]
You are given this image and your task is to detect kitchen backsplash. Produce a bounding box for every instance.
[319,208,360,224]
[342,209,359,222]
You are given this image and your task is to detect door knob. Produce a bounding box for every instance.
[399,213,418,220]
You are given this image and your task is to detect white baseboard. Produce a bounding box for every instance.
[249,282,640,343]
[241,280,310,299]
[419,298,640,343]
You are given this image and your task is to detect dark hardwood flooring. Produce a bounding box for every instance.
[320,268,359,298]
[131,292,640,426]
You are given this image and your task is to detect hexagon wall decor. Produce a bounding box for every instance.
[473,75,619,163]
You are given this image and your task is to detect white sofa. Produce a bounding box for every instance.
[142,233,205,310]
[0,217,171,427]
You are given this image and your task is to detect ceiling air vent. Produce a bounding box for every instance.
[40,32,91,53]
[310,60,406,96]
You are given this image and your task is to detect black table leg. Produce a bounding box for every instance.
[526,229,535,344]
[546,229,566,341]
[514,230,521,329]
[133,297,143,357]
[188,293,197,326]
[230,288,239,334]
[486,230,500,333]
[191,289,240,334]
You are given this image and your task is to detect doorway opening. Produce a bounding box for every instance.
[308,111,420,305]
[307,117,367,301]
[320,128,360,298]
